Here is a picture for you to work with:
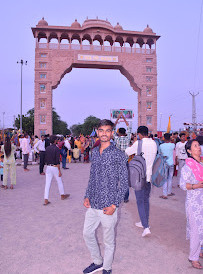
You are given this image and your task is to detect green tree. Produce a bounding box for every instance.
[70,116,100,136]
[70,124,83,137]
[15,108,34,135]
[52,109,71,135]
[82,116,100,136]
[15,108,70,135]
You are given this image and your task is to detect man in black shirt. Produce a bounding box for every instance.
[44,135,70,205]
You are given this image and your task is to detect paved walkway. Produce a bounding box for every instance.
[0,163,200,274]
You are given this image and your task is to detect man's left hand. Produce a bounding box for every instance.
[103,205,116,215]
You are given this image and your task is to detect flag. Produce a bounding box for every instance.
[167,116,171,133]
[90,128,96,137]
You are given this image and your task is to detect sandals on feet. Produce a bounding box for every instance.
[200,253,203,259]
[43,201,50,206]
[159,195,168,199]
[10,185,14,189]
[168,193,175,196]
[188,259,202,269]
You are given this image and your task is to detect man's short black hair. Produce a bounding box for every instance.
[50,135,58,144]
[97,119,114,129]
[179,133,186,138]
[35,135,38,138]
[41,135,45,138]
[154,134,158,137]
[1,155,4,159]
[118,128,126,135]
[137,126,148,136]
[173,132,178,135]
[164,133,171,141]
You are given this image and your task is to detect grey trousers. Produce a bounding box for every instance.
[83,208,118,271]
[23,154,29,169]
[177,159,185,185]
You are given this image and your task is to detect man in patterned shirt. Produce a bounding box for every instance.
[83,119,128,274]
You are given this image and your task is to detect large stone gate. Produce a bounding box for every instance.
[32,18,160,136]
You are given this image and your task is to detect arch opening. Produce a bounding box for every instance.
[52,67,139,133]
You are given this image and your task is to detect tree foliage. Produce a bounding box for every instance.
[70,116,100,136]
[15,108,70,135]
[52,109,71,135]
[15,108,34,135]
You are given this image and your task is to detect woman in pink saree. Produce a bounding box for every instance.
[180,139,203,269]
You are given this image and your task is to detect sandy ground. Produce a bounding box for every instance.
[0,163,201,274]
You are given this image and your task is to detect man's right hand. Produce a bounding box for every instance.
[83,198,90,208]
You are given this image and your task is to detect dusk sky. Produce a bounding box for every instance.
[1,0,203,132]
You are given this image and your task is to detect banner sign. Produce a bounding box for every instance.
[111,109,134,120]
[78,54,118,63]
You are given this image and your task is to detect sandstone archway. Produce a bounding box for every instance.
[32,18,160,136]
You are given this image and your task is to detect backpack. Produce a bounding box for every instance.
[128,140,146,191]
[151,153,168,187]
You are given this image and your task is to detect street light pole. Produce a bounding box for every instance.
[17,59,27,133]
[159,113,163,131]
[2,112,5,142]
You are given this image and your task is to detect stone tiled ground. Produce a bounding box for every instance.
[0,163,200,274]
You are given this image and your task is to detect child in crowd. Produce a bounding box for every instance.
[0,155,4,182]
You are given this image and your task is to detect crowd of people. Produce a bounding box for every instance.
[0,118,203,272]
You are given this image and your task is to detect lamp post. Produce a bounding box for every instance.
[159,113,163,131]
[2,112,5,142]
[17,59,27,133]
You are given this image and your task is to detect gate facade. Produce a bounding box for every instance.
[32,18,160,136]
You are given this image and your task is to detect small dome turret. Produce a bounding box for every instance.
[37,17,48,26]
[71,19,81,28]
[143,24,153,33]
[114,22,123,30]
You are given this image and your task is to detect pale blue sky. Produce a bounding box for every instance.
[1,0,203,132]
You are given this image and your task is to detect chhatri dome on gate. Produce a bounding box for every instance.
[32,17,160,136]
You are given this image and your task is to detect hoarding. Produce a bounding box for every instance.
[111,109,134,120]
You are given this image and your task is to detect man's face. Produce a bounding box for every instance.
[97,125,113,142]
[180,134,186,142]
[173,134,178,139]
[41,136,45,141]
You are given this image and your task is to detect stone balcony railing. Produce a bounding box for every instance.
[37,43,155,55]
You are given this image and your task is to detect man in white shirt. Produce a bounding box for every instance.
[64,138,71,151]
[125,126,157,237]
[21,133,31,171]
[34,135,46,175]
[175,133,187,186]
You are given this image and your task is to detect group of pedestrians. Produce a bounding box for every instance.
[0,123,203,272]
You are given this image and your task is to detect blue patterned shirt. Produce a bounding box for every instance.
[85,143,128,209]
